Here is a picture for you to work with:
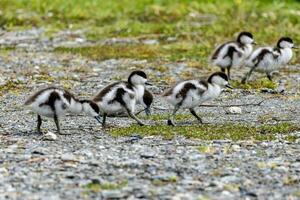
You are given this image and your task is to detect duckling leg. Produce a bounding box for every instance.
[167,105,180,126]
[37,115,42,134]
[102,113,107,127]
[189,108,203,123]
[126,108,145,126]
[53,115,60,134]
[227,67,231,80]
[145,107,151,116]
[241,67,255,84]
[266,73,272,81]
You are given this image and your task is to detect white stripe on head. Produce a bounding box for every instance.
[130,74,147,85]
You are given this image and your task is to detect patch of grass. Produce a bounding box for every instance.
[198,145,216,154]
[293,190,300,198]
[110,122,300,141]
[54,42,209,64]
[223,183,240,192]
[0,80,25,96]
[2,1,299,65]
[283,176,299,186]
[55,44,162,61]
[83,180,128,193]
[0,47,16,51]
[141,113,194,121]
[231,78,277,90]
[33,74,55,82]
[152,175,178,186]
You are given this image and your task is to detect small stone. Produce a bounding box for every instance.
[101,190,127,199]
[43,131,57,141]
[166,37,177,42]
[75,38,85,43]
[31,147,48,155]
[140,150,156,159]
[143,39,159,45]
[231,144,240,151]
[0,167,8,176]
[61,153,77,162]
[227,107,242,114]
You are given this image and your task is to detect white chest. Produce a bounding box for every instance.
[204,84,222,101]
[242,44,253,58]
[279,48,293,65]
[134,85,145,101]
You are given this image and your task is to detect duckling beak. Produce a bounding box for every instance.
[252,41,257,45]
[145,82,153,86]
[292,46,298,49]
[226,84,233,89]
[145,107,151,116]
[94,115,102,124]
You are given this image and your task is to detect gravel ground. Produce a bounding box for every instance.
[1,29,300,200]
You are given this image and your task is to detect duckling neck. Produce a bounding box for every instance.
[242,44,253,58]
[279,48,293,65]
[69,98,83,114]
[133,84,145,100]
[207,83,222,100]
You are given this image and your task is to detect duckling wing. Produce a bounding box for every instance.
[24,86,58,105]
[93,82,122,102]
[211,41,233,60]
[142,89,153,106]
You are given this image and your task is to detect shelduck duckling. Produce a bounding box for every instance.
[163,72,232,126]
[24,86,101,134]
[242,37,297,83]
[93,70,151,126]
[211,31,256,79]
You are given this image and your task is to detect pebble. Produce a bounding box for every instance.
[60,153,78,162]
[227,107,242,114]
[43,131,57,141]
[101,190,127,199]
[143,39,159,45]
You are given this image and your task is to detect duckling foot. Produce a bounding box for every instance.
[138,122,146,126]
[167,119,175,126]
[241,77,247,84]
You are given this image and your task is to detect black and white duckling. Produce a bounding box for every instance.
[211,31,256,79]
[24,87,101,134]
[242,37,297,83]
[92,70,151,126]
[163,72,232,126]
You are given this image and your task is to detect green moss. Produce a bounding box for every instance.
[33,74,55,82]
[3,1,300,64]
[0,46,16,51]
[83,180,128,193]
[198,145,216,154]
[141,113,194,121]
[55,45,162,61]
[152,175,177,186]
[110,122,300,141]
[0,80,25,96]
[231,78,277,90]
[294,190,300,198]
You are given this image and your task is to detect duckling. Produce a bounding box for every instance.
[211,31,256,79]
[24,86,101,134]
[93,71,151,126]
[242,37,297,83]
[163,72,232,126]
